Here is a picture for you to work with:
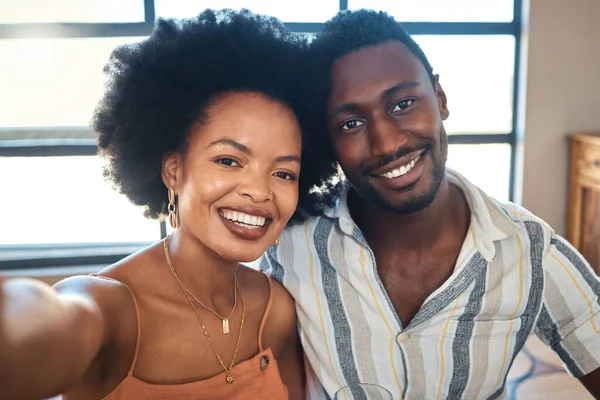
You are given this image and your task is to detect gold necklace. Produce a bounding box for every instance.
[164,236,246,384]
[162,238,238,334]
[182,276,238,334]
[165,238,238,335]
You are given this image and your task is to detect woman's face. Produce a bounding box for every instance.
[163,92,302,262]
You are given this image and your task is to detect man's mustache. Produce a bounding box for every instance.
[362,143,433,175]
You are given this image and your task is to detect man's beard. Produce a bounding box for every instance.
[354,132,448,215]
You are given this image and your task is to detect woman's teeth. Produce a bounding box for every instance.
[220,210,266,229]
[380,155,421,179]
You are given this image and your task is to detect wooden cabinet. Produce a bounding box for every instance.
[567,133,600,273]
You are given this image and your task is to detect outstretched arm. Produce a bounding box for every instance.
[0,276,108,399]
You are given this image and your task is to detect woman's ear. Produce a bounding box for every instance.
[162,152,182,192]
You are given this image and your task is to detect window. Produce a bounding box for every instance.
[0,1,522,269]
[156,0,339,23]
[0,157,160,246]
[0,37,144,128]
[0,0,145,23]
[447,144,512,202]
[348,0,514,22]
[414,35,515,134]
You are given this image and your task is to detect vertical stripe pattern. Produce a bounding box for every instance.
[314,218,362,385]
[447,263,488,398]
[488,222,546,399]
[258,169,600,399]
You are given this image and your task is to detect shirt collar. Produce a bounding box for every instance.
[323,183,355,236]
[447,169,521,261]
[323,168,521,262]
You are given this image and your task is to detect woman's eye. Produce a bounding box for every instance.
[392,99,415,112]
[341,120,364,130]
[274,171,297,181]
[216,158,240,167]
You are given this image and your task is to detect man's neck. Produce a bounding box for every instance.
[349,177,470,253]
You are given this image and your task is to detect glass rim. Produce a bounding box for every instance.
[335,383,392,392]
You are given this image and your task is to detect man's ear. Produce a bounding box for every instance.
[433,74,449,120]
[162,152,182,193]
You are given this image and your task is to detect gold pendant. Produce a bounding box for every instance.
[226,373,234,384]
[222,318,230,334]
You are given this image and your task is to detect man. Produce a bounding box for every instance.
[261,9,600,400]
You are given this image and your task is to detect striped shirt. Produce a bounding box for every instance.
[260,169,600,400]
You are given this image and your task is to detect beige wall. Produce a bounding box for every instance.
[520,0,600,235]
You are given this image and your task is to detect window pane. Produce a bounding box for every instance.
[414,35,515,134]
[155,0,339,23]
[447,143,511,202]
[0,37,145,128]
[0,157,160,245]
[0,0,144,23]
[348,0,514,22]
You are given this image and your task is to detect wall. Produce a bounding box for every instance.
[520,0,600,235]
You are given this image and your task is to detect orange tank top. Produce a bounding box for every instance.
[94,273,288,400]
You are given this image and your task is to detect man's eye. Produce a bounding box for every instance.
[392,99,415,112]
[216,158,240,167]
[341,120,364,130]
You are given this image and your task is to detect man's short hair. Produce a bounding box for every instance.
[310,9,435,84]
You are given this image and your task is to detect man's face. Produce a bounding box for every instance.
[326,40,450,214]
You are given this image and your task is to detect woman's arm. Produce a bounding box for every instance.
[276,319,306,400]
[0,276,115,399]
[266,281,306,400]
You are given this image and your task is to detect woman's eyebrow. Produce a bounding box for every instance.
[207,138,251,155]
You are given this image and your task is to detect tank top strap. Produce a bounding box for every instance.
[91,274,142,376]
[257,271,274,352]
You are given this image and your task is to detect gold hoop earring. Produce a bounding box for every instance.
[168,188,178,229]
[275,238,280,247]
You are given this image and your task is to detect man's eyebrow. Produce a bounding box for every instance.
[381,81,421,99]
[207,139,251,155]
[328,81,421,119]
[327,103,360,120]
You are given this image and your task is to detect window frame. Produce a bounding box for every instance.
[0,0,523,269]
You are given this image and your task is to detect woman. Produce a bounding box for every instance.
[0,9,336,400]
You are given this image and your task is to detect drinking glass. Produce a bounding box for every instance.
[333,383,392,400]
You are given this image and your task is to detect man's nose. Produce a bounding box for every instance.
[369,117,408,157]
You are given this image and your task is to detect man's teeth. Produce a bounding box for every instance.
[221,210,266,228]
[380,155,421,179]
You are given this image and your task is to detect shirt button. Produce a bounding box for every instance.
[398,333,411,343]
